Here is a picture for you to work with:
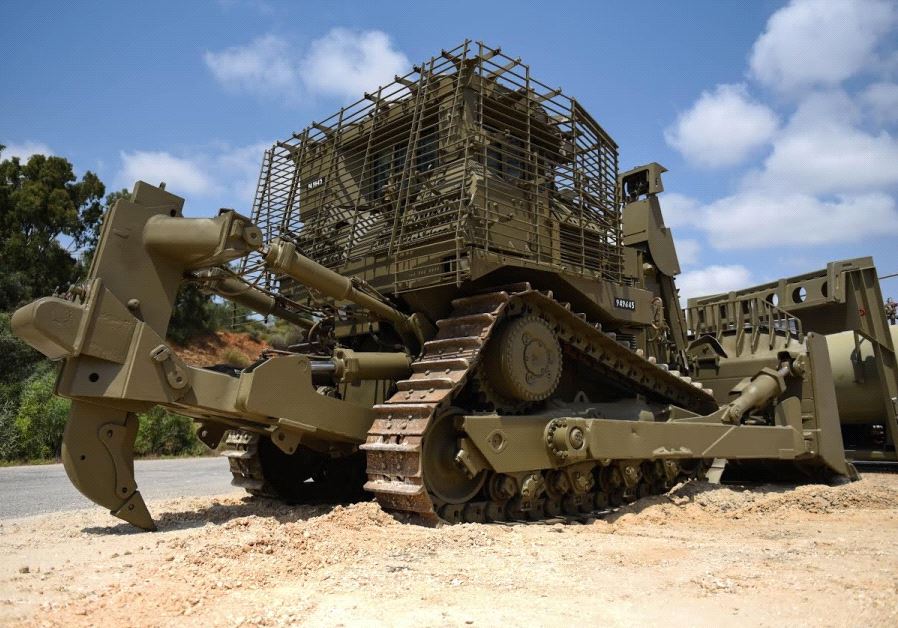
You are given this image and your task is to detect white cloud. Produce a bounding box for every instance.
[213,141,271,205]
[862,82,898,124]
[677,265,753,304]
[118,151,215,196]
[1,140,53,161]
[699,191,898,249]
[116,142,270,207]
[204,28,409,104]
[661,192,701,229]
[664,84,778,168]
[665,2,898,252]
[658,188,898,250]
[299,28,409,100]
[749,0,897,93]
[879,49,898,80]
[675,238,701,268]
[749,91,898,195]
[204,35,299,101]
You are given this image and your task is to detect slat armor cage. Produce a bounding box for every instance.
[243,41,621,301]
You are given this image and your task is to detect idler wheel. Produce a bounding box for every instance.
[482,315,562,405]
[422,410,486,505]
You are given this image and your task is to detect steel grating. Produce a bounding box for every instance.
[239,40,621,304]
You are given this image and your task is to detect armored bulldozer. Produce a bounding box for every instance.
[11,42,896,530]
[686,260,898,467]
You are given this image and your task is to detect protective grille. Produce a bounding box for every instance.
[240,41,621,300]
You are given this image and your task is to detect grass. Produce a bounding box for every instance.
[0,457,59,467]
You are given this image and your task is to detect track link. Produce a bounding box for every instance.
[362,284,718,523]
[223,431,277,497]
[224,429,369,504]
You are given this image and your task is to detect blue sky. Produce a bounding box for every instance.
[3,0,897,300]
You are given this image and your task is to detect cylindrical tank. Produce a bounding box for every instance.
[826,327,898,424]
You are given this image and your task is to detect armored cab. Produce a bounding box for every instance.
[245,44,660,334]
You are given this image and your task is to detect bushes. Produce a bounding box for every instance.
[221,347,251,368]
[0,314,69,461]
[0,397,23,462]
[1,308,212,463]
[13,364,69,460]
[0,311,208,462]
[167,284,234,345]
[0,312,42,397]
[1,314,69,461]
[134,406,207,458]
[0,392,208,462]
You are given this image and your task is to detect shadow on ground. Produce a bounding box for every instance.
[81,495,360,535]
[83,478,841,535]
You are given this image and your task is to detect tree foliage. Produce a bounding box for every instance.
[0,147,223,462]
[14,363,69,460]
[0,146,106,310]
[0,312,42,400]
[81,187,129,269]
[0,364,207,461]
[134,406,206,457]
[0,397,23,461]
[167,284,234,345]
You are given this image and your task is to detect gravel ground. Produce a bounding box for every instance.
[2,473,897,627]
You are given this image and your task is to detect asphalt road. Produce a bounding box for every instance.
[0,456,238,520]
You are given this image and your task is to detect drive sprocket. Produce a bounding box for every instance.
[363,284,719,524]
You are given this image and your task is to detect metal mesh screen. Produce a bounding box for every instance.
[239,41,621,300]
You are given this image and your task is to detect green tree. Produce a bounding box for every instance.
[0,312,42,397]
[0,312,44,460]
[14,363,69,460]
[0,145,106,310]
[134,406,206,457]
[0,396,23,461]
[81,187,129,269]
[0,146,234,462]
[167,284,235,344]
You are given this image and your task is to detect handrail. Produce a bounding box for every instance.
[686,295,803,357]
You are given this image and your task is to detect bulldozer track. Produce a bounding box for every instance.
[362,284,717,523]
[223,431,278,497]
[224,430,370,504]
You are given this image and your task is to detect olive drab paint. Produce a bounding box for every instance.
[11,41,895,529]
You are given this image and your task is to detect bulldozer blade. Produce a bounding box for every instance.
[61,400,157,531]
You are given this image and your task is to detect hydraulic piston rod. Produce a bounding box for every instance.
[196,268,313,329]
[264,238,421,343]
[309,349,413,385]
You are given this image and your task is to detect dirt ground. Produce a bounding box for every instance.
[2,473,898,627]
[172,331,269,368]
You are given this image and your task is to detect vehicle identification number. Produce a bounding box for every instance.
[614,297,636,311]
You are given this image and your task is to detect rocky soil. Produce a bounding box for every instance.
[2,473,897,627]
[172,331,269,368]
